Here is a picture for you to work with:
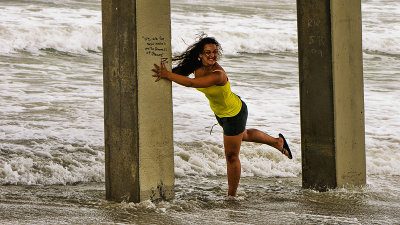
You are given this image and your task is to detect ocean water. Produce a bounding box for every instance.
[0,0,400,223]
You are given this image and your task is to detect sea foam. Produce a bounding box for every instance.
[0,0,399,185]
[1,2,399,56]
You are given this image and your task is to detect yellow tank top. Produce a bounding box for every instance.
[195,71,242,118]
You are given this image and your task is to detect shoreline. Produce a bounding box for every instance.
[1,175,399,224]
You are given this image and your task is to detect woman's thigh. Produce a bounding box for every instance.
[223,132,244,158]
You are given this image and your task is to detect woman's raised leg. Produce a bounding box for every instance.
[242,129,290,158]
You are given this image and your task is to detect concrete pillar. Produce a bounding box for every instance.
[102,0,174,202]
[297,0,366,190]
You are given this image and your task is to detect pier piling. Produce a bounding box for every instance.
[297,0,366,190]
[102,0,174,202]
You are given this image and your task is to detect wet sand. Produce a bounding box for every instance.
[1,175,399,224]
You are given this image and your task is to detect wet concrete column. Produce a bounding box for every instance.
[297,0,366,190]
[102,0,174,202]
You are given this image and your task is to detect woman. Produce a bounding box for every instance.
[152,36,292,197]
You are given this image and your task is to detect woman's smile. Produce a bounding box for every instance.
[207,57,216,64]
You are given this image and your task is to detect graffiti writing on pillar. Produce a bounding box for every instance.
[306,17,326,57]
[142,36,169,63]
[307,18,321,28]
[309,35,326,57]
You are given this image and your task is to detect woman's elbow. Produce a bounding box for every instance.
[185,80,196,88]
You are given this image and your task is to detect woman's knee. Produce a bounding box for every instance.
[223,133,243,163]
[225,151,239,163]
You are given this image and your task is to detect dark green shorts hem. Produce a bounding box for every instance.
[215,100,248,136]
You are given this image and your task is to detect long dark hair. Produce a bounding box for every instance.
[172,35,222,76]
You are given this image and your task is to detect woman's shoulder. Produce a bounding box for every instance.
[194,64,226,77]
[212,66,228,85]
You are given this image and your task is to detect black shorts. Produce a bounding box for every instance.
[215,100,248,136]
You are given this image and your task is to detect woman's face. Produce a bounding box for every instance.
[199,44,218,67]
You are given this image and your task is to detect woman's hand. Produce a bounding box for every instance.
[152,61,169,82]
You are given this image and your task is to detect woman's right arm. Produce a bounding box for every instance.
[152,61,225,88]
